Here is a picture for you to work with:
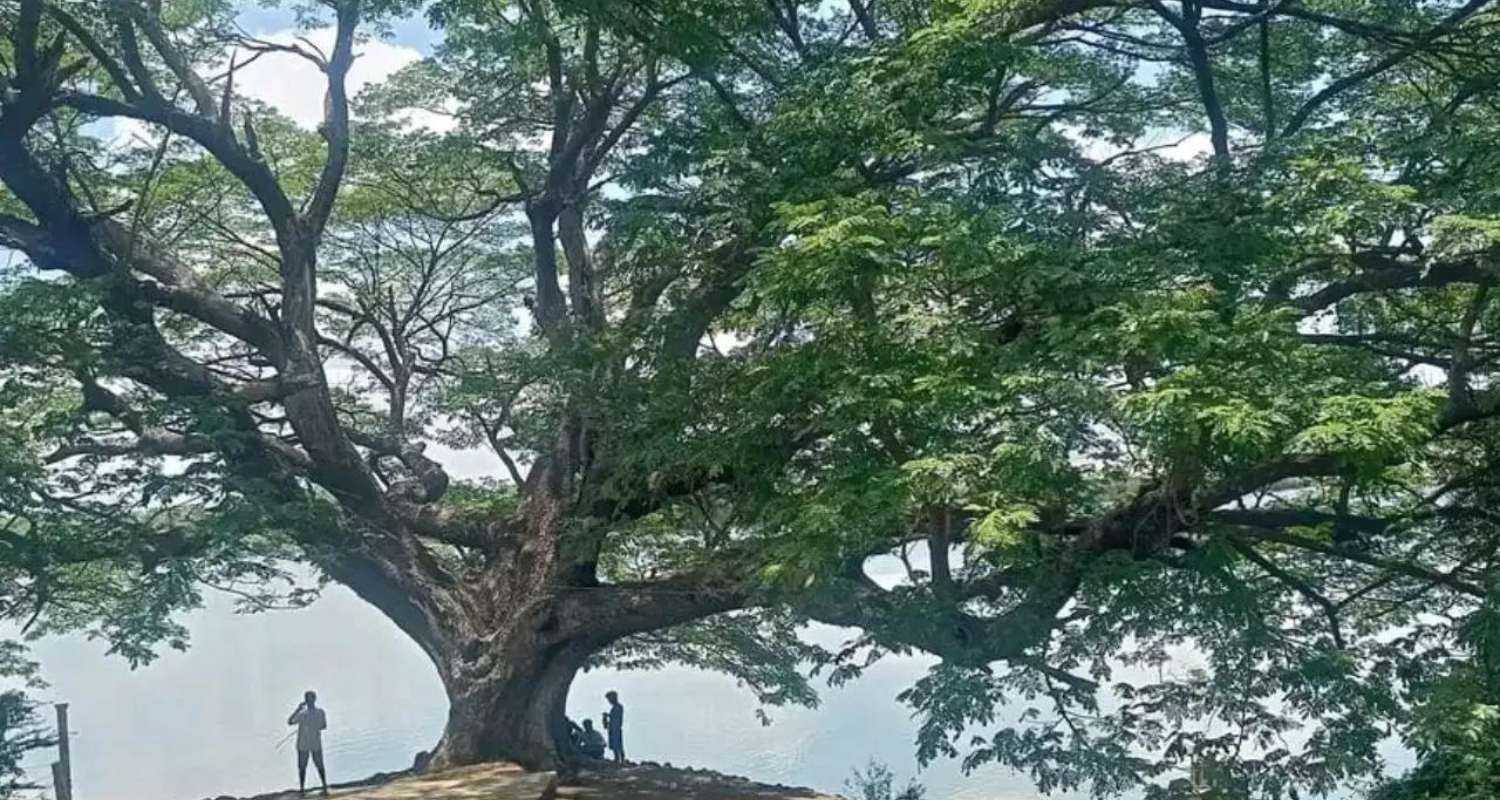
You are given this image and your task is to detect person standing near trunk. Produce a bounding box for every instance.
[603,690,625,763]
[288,690,329,796]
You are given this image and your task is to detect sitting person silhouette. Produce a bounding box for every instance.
[579,719,607,758]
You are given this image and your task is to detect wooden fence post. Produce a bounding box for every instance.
[52,703,71,800]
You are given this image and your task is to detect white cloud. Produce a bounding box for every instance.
[233,27,423,129]
[87,28,438,146]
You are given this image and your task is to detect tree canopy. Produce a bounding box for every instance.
[3,0,1500,796]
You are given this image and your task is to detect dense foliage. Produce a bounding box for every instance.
[0,644,55,799]
[3,0,1500,795]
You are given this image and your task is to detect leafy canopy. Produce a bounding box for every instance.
[3,0,1500,795]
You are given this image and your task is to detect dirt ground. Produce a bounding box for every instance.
[199,760,846,800]
[559,762,845,800]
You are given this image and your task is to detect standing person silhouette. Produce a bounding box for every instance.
[288,691,329,796]
[603,690,625,763]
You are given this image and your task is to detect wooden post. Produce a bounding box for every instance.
[51,763,67,800]
[53,703,71,800]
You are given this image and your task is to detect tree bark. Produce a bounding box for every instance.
[423,580,749,770]
[427,635,594,770]
[328,523,750,773]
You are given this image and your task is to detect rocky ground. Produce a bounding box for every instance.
[197,760,847,800]
[559,761,846,800]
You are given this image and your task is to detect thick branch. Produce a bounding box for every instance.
[1292,254,1495,313]
[1280,0,1496,137]
[1151,0,1231,159]
[304,1,360,233]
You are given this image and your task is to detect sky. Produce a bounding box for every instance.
[96,4,442,149]
[235,3,444,54]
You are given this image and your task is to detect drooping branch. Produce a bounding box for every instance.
[1229,537,1346,648]
[803,564,1081,668]
[317,531,476,676]
[57,91,299,232]
[1239,530,1488,598]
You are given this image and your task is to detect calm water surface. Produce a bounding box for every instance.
[22,583,1062,800]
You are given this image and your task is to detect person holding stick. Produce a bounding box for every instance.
[287,690,329,796]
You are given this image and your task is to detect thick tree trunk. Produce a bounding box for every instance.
[408,576,748,772]
[426,637,593,770]
[323,485,748,773]
[321,541,585,771]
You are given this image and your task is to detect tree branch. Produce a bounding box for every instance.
[1229,537,1346,648]
[303,1,360,234]
[1280,0,1497,137]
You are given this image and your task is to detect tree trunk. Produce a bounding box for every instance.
[322,497,747,773]
[426,636,594,771]
[410,576,747,772]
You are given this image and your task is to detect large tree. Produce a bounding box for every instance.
[703,0,1500,796]
[4,0,1500,796]
[0,0,785,769]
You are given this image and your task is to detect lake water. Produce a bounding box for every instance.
[20,581,1070,800]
